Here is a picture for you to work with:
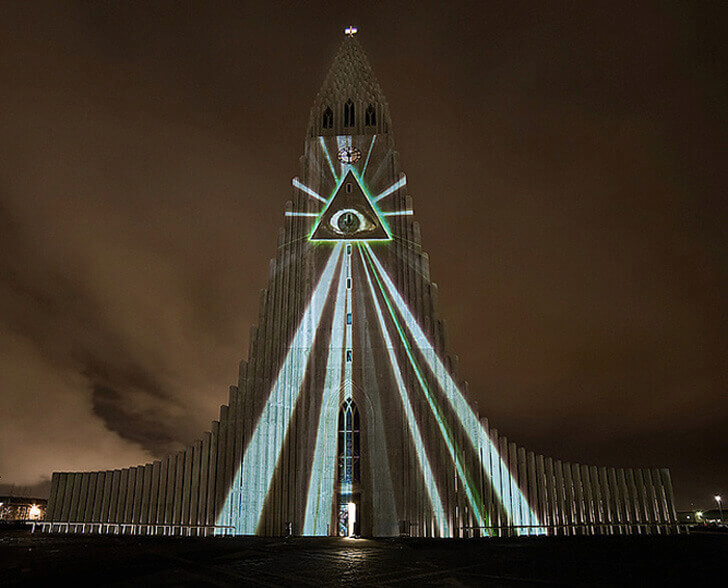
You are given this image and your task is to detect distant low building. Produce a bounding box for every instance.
[0,496,47,521]
[677,509,725,525]
[698,509,726,524]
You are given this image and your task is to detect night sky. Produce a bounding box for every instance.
[1,1,726,511]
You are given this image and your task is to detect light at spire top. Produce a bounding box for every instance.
[344,25,358,36]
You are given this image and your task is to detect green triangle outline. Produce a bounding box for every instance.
[309,170,390,241]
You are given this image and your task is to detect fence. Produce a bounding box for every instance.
[30,521,235,536]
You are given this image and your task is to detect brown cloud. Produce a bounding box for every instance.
[0,1,726,508]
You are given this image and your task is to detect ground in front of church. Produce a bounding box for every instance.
[1,528,726,586]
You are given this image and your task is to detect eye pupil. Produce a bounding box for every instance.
[337,211,360,234]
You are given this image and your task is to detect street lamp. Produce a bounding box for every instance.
[715,496,723,524]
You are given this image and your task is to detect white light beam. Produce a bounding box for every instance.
[285,211,319,217]
[365,244,542,535]
[381,210,413,217]
[218,243,344,534]
[373,176,406,203]
[292,178,327,203]
[361,135,377,177]
[303,251,349,535]
[360,246,451,537]
[319,137,339,182]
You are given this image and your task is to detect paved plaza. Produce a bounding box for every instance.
[1,530,725,586]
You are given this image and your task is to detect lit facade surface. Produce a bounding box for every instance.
[45,35,678,537]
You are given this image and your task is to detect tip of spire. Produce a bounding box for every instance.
[307,27,391,135]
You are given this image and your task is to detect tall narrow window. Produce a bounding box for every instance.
[338,399,360,484]
[322,106,333,129]
[365,104,376,126]
[344,100,355,127]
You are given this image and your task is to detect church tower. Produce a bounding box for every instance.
[44,31,678,538]
[219,31,479,537]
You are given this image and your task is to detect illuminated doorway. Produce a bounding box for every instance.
[337,501,357,537]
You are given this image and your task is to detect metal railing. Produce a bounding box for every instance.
[29,521,690,538]
[30,521,235,536]
[457,522,686,537]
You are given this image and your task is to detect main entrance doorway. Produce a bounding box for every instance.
[337,501,357,537]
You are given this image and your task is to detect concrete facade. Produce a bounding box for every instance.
[45,35,677,537]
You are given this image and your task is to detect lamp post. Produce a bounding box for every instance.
[715,496,723,524]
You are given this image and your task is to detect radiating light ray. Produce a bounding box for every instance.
[365,244,543,534]
[285,211,319,217]
[373,176,406,203]
[303,250,349,535]
[361,135,377,177]
[343,242,353,400]
[292,178,327,204]
[319,137,338,181]
[217,243,344,535]
[381,210,414,216]
[360,245,451,537]
[361,246,487,531]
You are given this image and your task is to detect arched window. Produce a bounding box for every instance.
[338,399,360,484]
[365,104,376,126]
[322,106,333,129]
[344,100,355,127]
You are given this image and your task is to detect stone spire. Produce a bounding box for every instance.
[308,33,392,136]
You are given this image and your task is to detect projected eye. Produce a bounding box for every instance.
[329,208,375,236]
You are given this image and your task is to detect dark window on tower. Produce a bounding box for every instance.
[338,399,360,484]
[346,182,352,193]
[322,107,333,129]
[344,100,355,127]
[365,104,376,126]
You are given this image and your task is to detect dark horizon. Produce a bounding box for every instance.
[1,1,726,512]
